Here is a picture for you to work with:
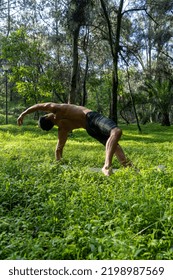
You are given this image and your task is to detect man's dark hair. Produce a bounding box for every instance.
[38,115,54,131]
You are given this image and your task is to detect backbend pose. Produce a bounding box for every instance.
[17,103,132,176]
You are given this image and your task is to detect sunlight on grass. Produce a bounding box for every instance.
[0,123,173,260]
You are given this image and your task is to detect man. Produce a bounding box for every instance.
[17,102,132,176]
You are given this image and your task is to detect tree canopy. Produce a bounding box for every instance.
[0,0,173,126]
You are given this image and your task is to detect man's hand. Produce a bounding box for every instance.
[17,115,23,126]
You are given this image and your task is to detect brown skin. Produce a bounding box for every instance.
[17,102,131,176]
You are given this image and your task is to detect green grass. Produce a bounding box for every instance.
[0,122,173,259]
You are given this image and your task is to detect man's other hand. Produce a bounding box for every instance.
[17,115,23,126]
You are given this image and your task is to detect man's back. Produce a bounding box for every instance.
[52,103,91,119]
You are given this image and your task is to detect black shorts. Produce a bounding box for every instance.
[86,111,117,145]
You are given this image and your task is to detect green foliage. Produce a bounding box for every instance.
[87,72,111,115]
[144,79,173,113]
[0,123,173,259]
[0,28,64,104]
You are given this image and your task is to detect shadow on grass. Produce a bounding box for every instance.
[121,124,173,144]
[0,124,56,137]
[1,123,173,144]
[71,124,173,144]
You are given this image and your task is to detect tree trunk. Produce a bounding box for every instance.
[161,112,170,126]
[110,0,124,123]
[126,67,142,132]
[7,0,11,37]
[110,67,118,123]
[68,25,80,104]
[82,54,89,106]
[100,0,124,124]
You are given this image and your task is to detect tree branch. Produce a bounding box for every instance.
[122,6,159,26]
[99,0,114,57]
[160,50,173,61]
[144,10,159,26]
[122,7,146,16]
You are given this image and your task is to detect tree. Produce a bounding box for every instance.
[67,0,94,104]
[143,0,173,125]
[0,0,16,36]
[0,0,172,126]
[100,0,147,123]
[143,77,173,126]
[81,26,90,106]
[1,29,51,104]
[99,0,124,123]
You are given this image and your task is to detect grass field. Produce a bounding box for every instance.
[0,122,173,259]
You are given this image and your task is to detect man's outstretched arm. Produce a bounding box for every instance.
[55,128,69,160]
[17,103,57,125]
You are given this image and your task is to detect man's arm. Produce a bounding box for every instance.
[55,128,69,160]
[17,103,57,125]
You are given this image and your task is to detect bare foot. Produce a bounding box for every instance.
[102,166,113,176]
[123,161,140,172]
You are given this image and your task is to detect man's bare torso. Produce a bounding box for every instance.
[51,103,92,130]
[17,102,92,132]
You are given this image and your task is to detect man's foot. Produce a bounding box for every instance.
[122,160,140,172]
[102,166,113,176]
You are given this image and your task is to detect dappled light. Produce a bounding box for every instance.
[0,0,173,262]
[0,123,173,260]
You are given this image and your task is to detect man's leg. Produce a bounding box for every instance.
[114,144,132,167]
[102,128,122,176]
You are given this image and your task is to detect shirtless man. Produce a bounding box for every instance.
[17,102,131,176]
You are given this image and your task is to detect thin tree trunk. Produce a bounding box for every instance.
[68,25,80,104]
[100,0,124,124]
[111,0,124,124]
[82,55,89,106]
[110,67,118,122]
[127,67,142,132]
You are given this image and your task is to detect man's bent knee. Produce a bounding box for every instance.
[110,127,122,138]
